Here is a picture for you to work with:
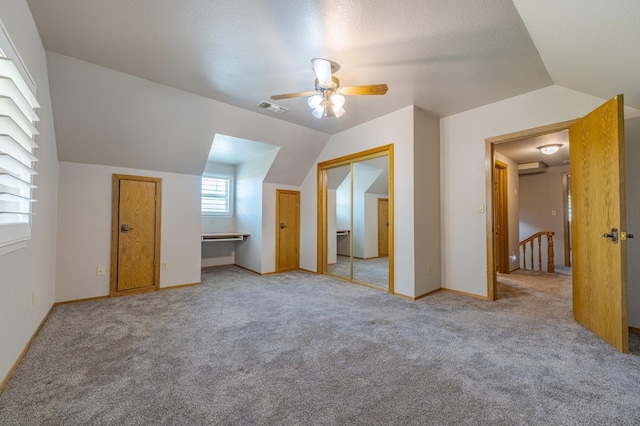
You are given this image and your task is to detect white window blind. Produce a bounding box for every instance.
[0,22,40,253]
[201,173,233,216]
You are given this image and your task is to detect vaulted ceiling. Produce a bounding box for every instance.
[27,0,640,135]
[24,0,640,177]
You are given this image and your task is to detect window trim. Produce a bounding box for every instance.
[201,172,234,217]
[0,19,39,255]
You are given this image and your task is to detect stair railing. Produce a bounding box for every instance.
[520,231,555,273]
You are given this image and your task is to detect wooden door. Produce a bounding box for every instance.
[570,95,628,352]
[377,198,389,257]
[494,161,509,273]
[276,189,300,272]
[111,174,162,296]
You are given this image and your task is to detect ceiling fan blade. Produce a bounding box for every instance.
[271,90,317,100]
[341,84,389,96]
[311,58,333,86]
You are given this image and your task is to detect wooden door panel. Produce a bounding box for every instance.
[118,180,157,291]
[377,198,389,256]
[276,190,300,272]
[570,95,628,352]
[111,174,161,296]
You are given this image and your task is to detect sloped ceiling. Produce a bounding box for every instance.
[25,0,640,176]
[27,0,553,135]
[513,0,640,108]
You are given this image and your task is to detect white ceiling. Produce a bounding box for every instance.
[495,130,569,167]
[209,134,280,165]
[26,0,556,134]
[24,0,640,170]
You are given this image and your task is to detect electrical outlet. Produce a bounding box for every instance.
[479,203,485,213]
[427,265,432,275]
[162,262,168,270]
[96,266,105,276]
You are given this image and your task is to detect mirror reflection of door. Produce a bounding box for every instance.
[321,150,391,291]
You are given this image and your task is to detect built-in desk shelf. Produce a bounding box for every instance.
[201,232,250,243]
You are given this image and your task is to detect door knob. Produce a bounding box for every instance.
[279,223,287,229]
[601,228,618,244]
[121,223,134,233]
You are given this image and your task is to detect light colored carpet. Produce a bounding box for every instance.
[327,255,388,288]
[1,267,639,425]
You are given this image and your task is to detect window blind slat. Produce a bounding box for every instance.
[0,78,40,122]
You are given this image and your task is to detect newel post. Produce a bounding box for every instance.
[547,233,555,273]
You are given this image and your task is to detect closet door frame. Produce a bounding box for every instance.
[317,144,394,294]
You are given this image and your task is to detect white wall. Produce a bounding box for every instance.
[300,106,418,297]
[56,162,202,302]
[327,189,337,264]
[234,150,278,273]
[494,152,521,272]
[0,1,58,385]
[336,176,351,256]
[413,107,441,296]
[352,165,382,259]
[519,164,569,270]
[626,117,640,328]
[364,193,386,258]
[440,85,631,297]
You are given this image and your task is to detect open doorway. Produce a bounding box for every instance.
[486,120,575,302]
[486,96,630,353]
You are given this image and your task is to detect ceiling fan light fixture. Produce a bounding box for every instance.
[308,94,323,108]
[312,104,325,118]
[333,105,346,118]
[330,93,345,108]
[538,144,562,155]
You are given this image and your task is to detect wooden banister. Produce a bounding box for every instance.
[520,231,555,273]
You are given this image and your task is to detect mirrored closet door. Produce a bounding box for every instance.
[318,145,394,292]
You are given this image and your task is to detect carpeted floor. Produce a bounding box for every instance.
[327,255,388,289]
[1,267,639,425]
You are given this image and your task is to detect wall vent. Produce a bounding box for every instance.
[256,100,288,114]
[518,161,548,175]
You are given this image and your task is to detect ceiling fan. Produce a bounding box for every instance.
[271,58,388,119]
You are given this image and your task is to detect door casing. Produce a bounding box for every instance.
[317,144,394,293]
[485,120,576,301]
[110,174,162,296]
[494,160,509,273]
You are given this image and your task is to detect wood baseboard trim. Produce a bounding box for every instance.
[298,268,317,274]
[55,295,110,306]
[415,288,442,300]
[158,282,201,291]
[234,264,263,275]
[441,288,490,301]
[0,304,55,395]
[394,288,442,301]
[201,264,234,270]
[630,326,640,335]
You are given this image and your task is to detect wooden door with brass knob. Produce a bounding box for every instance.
[276,189,300,272]
[110,174,162,296]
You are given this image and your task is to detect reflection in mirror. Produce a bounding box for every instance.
[325,164,352,280]
[351,156,389,289]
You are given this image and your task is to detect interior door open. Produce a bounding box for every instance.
[570,95,629,352]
